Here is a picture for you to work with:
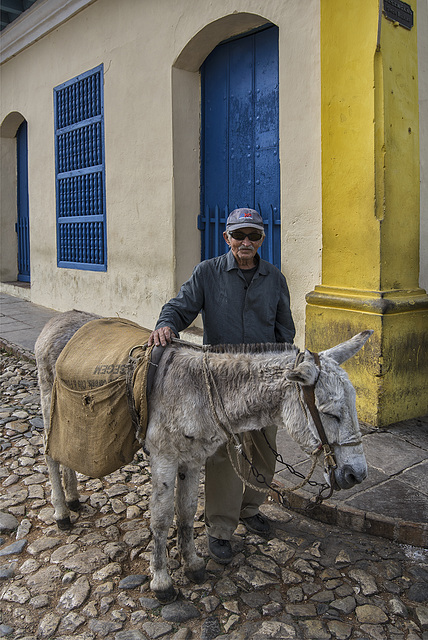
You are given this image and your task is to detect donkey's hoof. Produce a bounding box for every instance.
[56,517,72,530]
[185,567,206,584]
[153,586,178,604]
[67,499,81,512]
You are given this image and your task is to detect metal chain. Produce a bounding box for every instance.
[201,352,334,510]
[202,352,333,509]
[226,430,333,510]
[226,435,322,495]
[260,431,336,509]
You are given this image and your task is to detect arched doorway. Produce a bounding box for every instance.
[172,13,277,289]
[16,120,30,282]
[0,111,29,285]
[199,25,280,267]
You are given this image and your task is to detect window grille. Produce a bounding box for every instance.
[54,65,107,270]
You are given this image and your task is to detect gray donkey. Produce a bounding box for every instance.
[35,310,372,603]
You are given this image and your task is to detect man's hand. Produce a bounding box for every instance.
[148,326,175,347]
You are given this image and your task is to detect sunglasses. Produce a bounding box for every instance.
[230,230,263,242]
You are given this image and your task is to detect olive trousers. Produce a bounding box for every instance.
[204,424,278,540]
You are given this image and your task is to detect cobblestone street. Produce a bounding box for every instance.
[1,349,427,640]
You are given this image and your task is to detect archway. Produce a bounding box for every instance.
[200,25,280,267]
[0,111,27,284]
[172,13,271,290]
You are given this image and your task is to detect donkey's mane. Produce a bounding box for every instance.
[201,342,298,355]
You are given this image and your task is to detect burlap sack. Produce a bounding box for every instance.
[46,317,152,478]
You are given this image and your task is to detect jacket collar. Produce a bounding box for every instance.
[224,250,268,275]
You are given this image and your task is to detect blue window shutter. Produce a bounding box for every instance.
[200,26,281,268]
[54,65,107,270]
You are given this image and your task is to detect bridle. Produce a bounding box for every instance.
[294,350,338,496]
[202,348,339,502]
[295,352,337,467]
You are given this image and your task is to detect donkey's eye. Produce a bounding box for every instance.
[324,412,340,422]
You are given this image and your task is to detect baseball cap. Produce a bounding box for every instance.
[226,208,264,231]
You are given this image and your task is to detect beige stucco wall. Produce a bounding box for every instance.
[419,0,428,292]
[0,0,322,346]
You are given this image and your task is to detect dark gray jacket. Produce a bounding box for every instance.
[155,251,295,345]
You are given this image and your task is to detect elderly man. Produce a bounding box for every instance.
[148,208,295,564]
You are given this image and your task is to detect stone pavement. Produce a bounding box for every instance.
[1,292,427,549]
[1,349,428,640]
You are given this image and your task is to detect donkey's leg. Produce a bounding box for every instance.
[45,454,72,529]
[176,464,205,584]
[39,384,72,529]
[149,455,178,603]
[62,467,81,512]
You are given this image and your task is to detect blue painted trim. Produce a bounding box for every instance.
[58,215,104,224]
[217,23,275,46]
[54,64,107,271]
[200,26,281,268]
[16,120,31,281]
[57,261,107,272]
[55,114,102,136]
[56,165,104,179]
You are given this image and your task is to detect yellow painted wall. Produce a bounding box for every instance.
[321,0,381,290]
[307,0,428,426]
[379,14,420,290]
[320,0,422,292]
[419,0,428,292]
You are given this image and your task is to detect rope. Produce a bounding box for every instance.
[296,382,309,420]
[226,437,269,495]
[202,352,241,448]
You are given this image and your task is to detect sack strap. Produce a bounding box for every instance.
[147,345,166,393]
[125,343,168,440]
[126,346,147,436]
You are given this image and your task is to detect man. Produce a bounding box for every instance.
[148,208,295,564]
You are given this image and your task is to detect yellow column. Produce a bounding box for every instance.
[306,0,428,426]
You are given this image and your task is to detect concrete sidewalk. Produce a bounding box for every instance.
[1,292,427,548]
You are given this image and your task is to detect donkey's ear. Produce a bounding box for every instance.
[286,350,319,385]
[320,330,374,365]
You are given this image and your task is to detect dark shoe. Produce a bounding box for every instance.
[240,513,271,535]
[207,535,233,565]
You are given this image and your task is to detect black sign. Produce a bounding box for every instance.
[384,0,414,30]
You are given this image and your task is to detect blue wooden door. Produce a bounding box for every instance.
[16,121,30,282]
[200,26,281,267]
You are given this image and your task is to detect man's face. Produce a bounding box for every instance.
[223,227,265,267]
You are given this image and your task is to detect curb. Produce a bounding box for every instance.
[270,481,428,549]
[0,338,36,363]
